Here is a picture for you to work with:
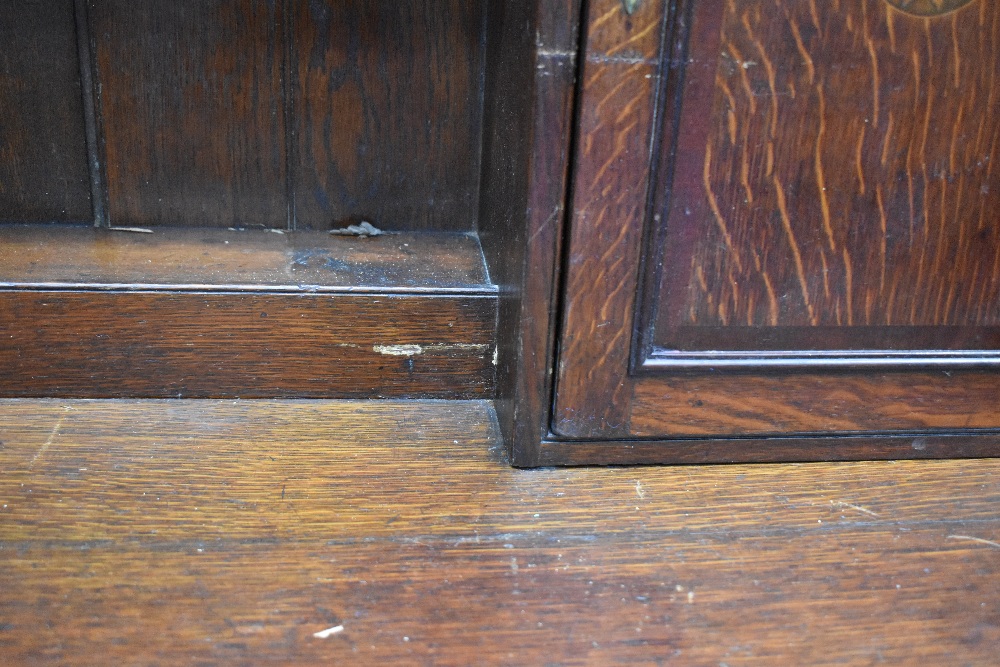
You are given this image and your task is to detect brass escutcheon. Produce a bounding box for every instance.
[885,0,977,16]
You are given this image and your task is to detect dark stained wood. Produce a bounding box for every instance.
[90,0,288,228]
[478,0,581,466]
[292,0,486,231]
[629,370,1000,436]
[653,0,1000,343]
[0,225,492,291]
[888,0,978,17]
[9,1,488,231]
[661,324,1000,352]
[0,292,494,398]
[542,0,1000,456]
[552,0,671,438]
[0,1,92,223]
[0,225,495,398]
[539,432,1000,465]
[1,399,999,663]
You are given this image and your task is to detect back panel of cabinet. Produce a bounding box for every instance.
[1,1,486,231]
[0,2,91,224]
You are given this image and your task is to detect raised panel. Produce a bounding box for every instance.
[648,0,1000,359]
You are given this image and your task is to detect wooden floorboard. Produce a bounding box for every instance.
[1,399,998,665]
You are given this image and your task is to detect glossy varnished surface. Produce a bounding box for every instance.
[0,292,495,398]
[628,370,1000,437]
[478,0,581,465]
[0,225,492,291]
[1,399,998,664]
[553,0,669,438]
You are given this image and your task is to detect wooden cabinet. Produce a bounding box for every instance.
[487,0,1000,465]
[0,1,497,401]
[2,0,999,466]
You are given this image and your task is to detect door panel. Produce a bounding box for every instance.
[553,0,1000,440]
[650,0,1000,357]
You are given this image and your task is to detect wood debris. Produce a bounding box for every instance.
[329,221,386,237]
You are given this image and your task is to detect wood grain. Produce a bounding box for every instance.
[887,0,977,16]
[0,292,495,398]
[655,0,1000,335]
[552,0,669,438]
[0,1,92,223]
[292,0,486,231]
[539,431,1000,465]
[629,370,1000,437]
[1,399,999,664]
[90,0,288,228]
[478,0,581,465]
[547,0,1000,453]
[14,1,488,230]
[0,225,492,291]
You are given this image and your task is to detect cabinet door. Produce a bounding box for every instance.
[554,0,1000,443]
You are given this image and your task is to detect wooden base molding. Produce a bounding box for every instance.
[0,225,497,398]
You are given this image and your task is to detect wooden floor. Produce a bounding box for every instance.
[1,400,998,665]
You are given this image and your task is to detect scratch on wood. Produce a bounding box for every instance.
[946,535,1000,549]
[423,343,491,353]
[372,343,489,357]
[313,625,344,638]
[28,415,64,469]
[832,501,879,517]
[374,344,423,357]
[537,49,577,62]
[586,53,656,67]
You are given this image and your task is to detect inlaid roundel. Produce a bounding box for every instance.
[885,0,977,15]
